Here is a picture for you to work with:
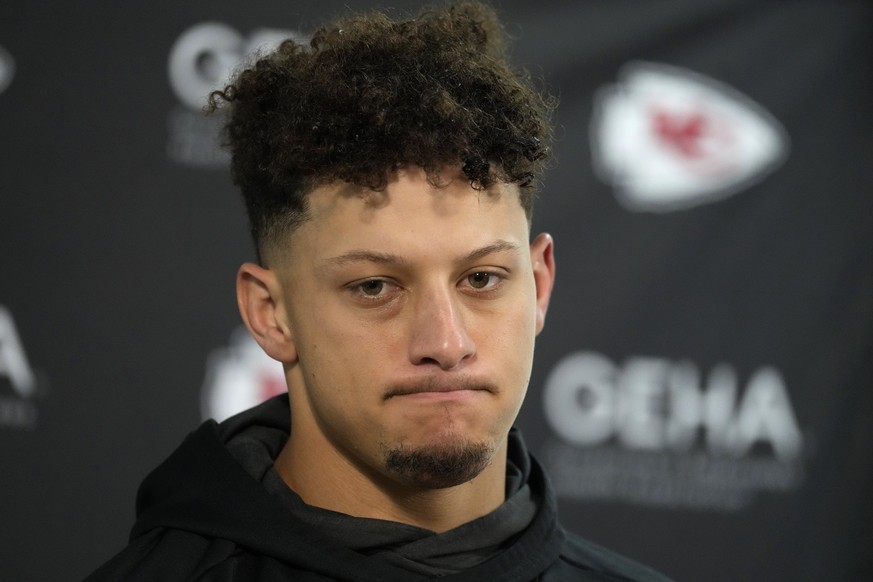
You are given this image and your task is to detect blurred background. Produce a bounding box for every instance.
[1,1,870,580]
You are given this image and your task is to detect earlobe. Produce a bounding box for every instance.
[236,262,299,363]
[530,233,556,335]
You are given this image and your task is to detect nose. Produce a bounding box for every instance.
[407,286,476,370]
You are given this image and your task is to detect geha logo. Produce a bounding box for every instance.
[166,22,304,166]
[541,351,806,511]
[591,62,789,212]
[0,306,43,429]
[200,325,286,422]
[0,44,15,95]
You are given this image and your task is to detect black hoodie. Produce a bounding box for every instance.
[84,396,671,581]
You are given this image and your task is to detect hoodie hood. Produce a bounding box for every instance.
[130,395,565,582]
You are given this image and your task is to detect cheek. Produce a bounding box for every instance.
[495,282,538,341]
[296,339,373,448]
[297,296,380,356]
[479,302,537,372]
[296,309,396,399]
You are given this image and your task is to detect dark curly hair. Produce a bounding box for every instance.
[210,1,555,262]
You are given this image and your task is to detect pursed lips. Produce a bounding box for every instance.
[383,378,497,400]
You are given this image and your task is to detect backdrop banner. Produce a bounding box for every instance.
[1,1,870,580]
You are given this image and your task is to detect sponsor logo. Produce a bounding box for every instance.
[591,62,789,212]
[201,325,286,422]
[0,306,45,429]
[542,351,806,511]
[0,44,15,95]
[166,22,305,166]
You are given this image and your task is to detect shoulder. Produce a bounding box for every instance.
[542,529,673,582]
[82,528,337,582]
[82,528,227,582]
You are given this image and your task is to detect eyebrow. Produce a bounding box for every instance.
[324,250,409,267]
[462,240,522,262]
[322,240,522,268]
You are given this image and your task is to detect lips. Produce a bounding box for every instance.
[384,377,497,400]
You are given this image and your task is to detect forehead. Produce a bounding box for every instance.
[285,169,529,262]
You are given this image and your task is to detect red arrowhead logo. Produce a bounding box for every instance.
[591,62,789,212]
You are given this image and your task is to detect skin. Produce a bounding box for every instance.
[238,166,555,532]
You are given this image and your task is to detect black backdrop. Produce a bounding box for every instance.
[1,1,871,580]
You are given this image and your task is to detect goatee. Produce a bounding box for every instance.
[384,441,493,489]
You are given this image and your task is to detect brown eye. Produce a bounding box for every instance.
[467,272,491,289]
[360,280,385,296]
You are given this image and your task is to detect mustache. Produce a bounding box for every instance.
[384,376,498,399]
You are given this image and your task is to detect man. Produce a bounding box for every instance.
[87,2,670,580]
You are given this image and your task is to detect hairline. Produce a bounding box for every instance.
[258,170,535,267]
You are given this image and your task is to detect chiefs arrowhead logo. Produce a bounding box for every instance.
[591,62,790,212]
[201,326,287,422]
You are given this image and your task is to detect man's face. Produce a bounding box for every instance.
[271,167,553,490]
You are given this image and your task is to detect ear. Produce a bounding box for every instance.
[236,262,298,363]
[529,233,556,335]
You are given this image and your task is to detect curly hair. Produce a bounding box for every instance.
[210,1,555,261]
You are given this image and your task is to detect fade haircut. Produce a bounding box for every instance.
[210,1,555,263]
